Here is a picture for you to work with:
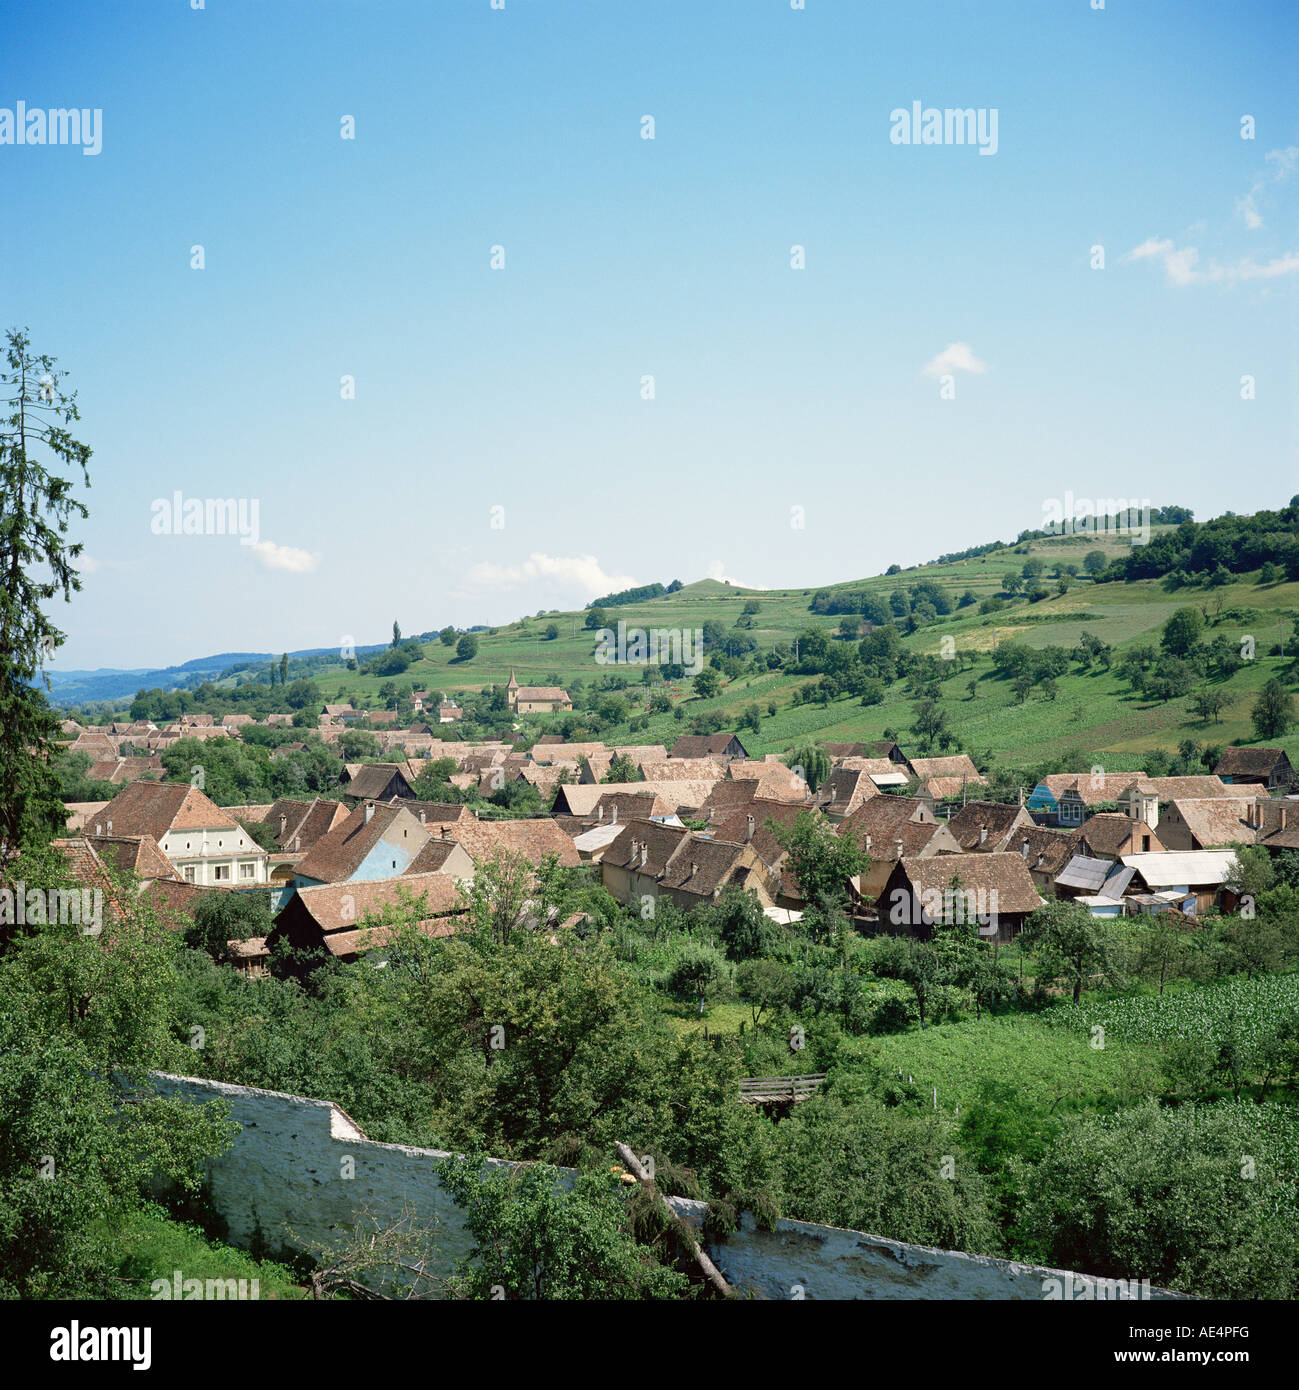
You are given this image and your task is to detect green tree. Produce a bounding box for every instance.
[1161,606,1204,658]
[439,626,457,646]
[0,329,92,854]
[391,621,401,648]
[1083,549,1107,577]
[783,742,830,792]
[1019,898,1125,1003]
[1251,678,1295,740]
[456,633,479,662]
[693,667,721,699]
[544,622,559,640]
[438,1156,688,1300]
[666,941,730,1015]
[185,890,273,963]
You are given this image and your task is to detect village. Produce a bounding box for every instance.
[47,667,1297,975]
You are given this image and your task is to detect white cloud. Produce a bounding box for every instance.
[921,342,990,377]
[705,560,744,586]
[1124,237,1299,287]
[80,553,100,574]
[247,540,319,573]
[1238,145,1299,228]
[461,552,638,597]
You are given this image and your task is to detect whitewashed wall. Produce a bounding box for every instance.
[148,1073,1183,1300]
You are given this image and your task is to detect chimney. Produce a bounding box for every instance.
[94,823,101,836]
[690,861,698,877]
[610,805,618,824]
[294,836,300,852]
[865,833,872,854]
[597,805,604,821]
[419,809,426,824]
[107,820,112,835]
[1020,836,1031,860]
[745,814,754,842]
[895,839,904,860]
[640,843,649,868]
[979,826,988,846]
[364,801,375,825]
[1282,808,1288,831]
[279,814,287,835]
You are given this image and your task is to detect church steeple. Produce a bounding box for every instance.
[507,668,519,690]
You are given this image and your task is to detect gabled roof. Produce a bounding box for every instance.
[264,797,350,851]
[284,872,465,954]
[1041,771,1148,805]
[85,833,181,882]
[93,782,241,840]
[446,817,581,867]
[1010,826,1080,876]
[888,852,1045,918]
[1075,814,1161,858]
[815,767,879,818]
[341,763,414,801]
[1146,776,1234,800]
[944,800,1029,851]
[726,762,808,801]
[1164,798,1258,849]
[294,802,425,883]
[603,818,752,899]
[839,794,933,844]
[637,757,724,782]
[906,754,982,782]
[669,733,746,759]
[1214,746,1291,777]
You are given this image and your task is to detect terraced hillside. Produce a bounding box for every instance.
[304,526,1299,772]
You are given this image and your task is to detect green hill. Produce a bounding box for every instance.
[314,523,1299,774]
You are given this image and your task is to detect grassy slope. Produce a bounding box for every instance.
[317,529,1299,769]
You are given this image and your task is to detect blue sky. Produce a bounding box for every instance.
[3,0,1296,669]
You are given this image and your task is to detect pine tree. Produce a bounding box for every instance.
[0,329,92,854]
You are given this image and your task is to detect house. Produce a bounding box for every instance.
[1213,747,1295,790]
[1145,776,1234,800]
[64,800,112,832]
[1008,826,1080,893]
[552,780,719,818]
[1049,773,1151,828]
[264,797,351,853]
[1156,798,1259,852]
[89,783,270,886]
[824,740,906,764]
[708,798,825,908]
[945,801,1036,853]
[220,714,255,729]
[814,767,879,822]
[1258,803,1299,854]
[876,853,1044,943]
[600,819,774,911]
[838,795,961,898]
[1120,850,1240,916]
[834,757,911,791]
[1027,771,1149,825]
[1054,854,1136,915]
[1075,813,1164,860]
[904,755,986,799]
[267,873,466,973]
[320,703,356,722]
[87,757,162,786]
[726,762,809,802]
[339,762,415,804]
[505,670,572,714]
[178,713,215,728]
[293,801,433,888]
[443,816,582,869]
[668,732,749,762]
[437,701,463,723]
[403,831,476,880]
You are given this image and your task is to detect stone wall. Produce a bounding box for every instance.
[148,1072,1183,1300]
